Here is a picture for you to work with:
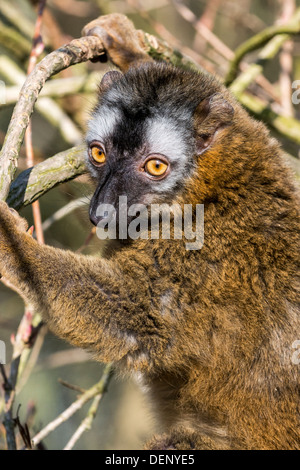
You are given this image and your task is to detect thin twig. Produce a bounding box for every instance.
[42,197,91,232]
[0,4,47,449]
[31,364,113,448]
[225,7,300,85]
[229,33,295,99]
[16,325,47,394]
[127,0,215,73]
[172,0,233,60]
[0,358,20,449]
[14,408,33,450]
[76,227,97,254]
[193,0,223,54]
[199,0,222,30]
[0,301,43,450]
[63,394,102,450]
[171,0,280,103]
[278,0,295,117]
[58,379,86,394]
[221,0,266,33]
[25,0,47,245]
[4,73,100,106]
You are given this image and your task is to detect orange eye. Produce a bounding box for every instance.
[90,145,106,165]
[144,159,168,178]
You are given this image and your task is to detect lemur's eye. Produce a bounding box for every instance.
[89,143,106,165]
[144,157,169,179]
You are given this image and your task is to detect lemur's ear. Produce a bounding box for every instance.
[99,70,123,93]
[194,93,234,155]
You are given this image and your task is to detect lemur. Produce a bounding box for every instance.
[0,14,299,449]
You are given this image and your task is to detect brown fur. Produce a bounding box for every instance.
[0,14,299,450]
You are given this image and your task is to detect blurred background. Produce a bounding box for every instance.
[0,0,299,450]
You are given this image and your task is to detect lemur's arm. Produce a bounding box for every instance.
[0,15,165,367]
[0,202,169,368]
[82,13,154,72]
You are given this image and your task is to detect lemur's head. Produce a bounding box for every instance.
[86,63,234,227]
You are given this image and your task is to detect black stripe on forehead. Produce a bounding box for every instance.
[110,107,150,153]
[92,62,224,153]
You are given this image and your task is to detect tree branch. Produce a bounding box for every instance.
[5,130,299,216]
[0,19,32,60]
[239,92,300,148]
[4,73,100,106]
[0,357,20,450]
[31,364,113,449]
[63,393,101,450]
[7,145,87,211]
[1,13,300,208]
[225,7,300,85]
[0,56,95,146]
[0,35,105,201]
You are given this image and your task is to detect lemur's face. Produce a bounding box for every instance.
[86,66,197,227]
[86,64,233,228]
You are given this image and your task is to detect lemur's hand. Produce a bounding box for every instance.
[0,201,28,237]
[82,13,152,72]
[0,202,29,271]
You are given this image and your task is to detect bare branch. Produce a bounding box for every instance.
[239,92,300,149]
[229,34,296,98]
[42,196,90,232]
[127,0,214,72]
[31,364,113,448]
[7,146,87,211]
[4,73,100,106]
[278,0,296,117]
[0,35,105,201]
[225,7,300,85]
[63,394,102,450]
[0,357,20,449]
[0,19,32,59]
[25,0,47,246]
[58,379,86,394]
[0,56,87,146]
[171,0,280,103]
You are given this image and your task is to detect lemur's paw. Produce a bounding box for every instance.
[0,201,28,238]
[82,13,149,71]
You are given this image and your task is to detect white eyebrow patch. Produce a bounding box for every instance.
[146,116,189,163]
[146,116,191,193]
[86,106,120,143]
